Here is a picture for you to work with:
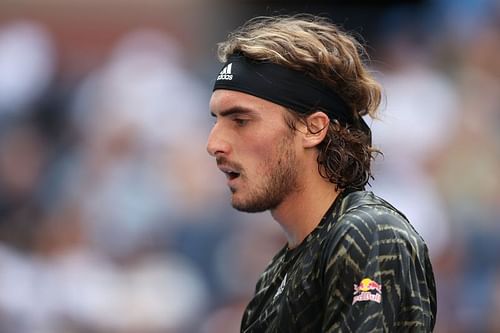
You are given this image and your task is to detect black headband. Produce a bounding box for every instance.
[213,53,371,138]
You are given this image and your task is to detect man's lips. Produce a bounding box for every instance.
[216,157,242,182]
[217,165,241,180]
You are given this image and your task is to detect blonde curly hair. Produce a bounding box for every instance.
[217,14,382,190]
[217,14,381,119]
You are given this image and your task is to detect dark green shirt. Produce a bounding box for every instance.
[241,190,436,332]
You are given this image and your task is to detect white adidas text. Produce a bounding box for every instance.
[217,63,233,80]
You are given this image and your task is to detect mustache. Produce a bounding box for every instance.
[216,156,243,172]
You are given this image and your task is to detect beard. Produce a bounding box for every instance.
[231,135,299,213]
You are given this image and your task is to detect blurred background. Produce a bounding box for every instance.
[0,0,499,332]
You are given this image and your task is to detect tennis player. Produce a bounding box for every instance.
[207,14,436,332]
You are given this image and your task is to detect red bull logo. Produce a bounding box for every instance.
[353,278,382,305]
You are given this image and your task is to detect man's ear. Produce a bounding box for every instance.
[302,111,329,148]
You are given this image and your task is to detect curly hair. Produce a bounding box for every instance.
[217,14,382,190]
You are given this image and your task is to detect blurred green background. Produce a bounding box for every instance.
[0,0,499,332]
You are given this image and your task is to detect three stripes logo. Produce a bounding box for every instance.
[217,63,233,81]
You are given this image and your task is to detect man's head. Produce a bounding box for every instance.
[207,14,382,212]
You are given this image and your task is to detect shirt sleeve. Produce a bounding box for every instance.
[320,206,436,332]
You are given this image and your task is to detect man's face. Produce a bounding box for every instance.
[207,90,301,212]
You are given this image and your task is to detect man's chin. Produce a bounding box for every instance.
[231,197,267,213]
[232,203,267,213]
[231,194,280,213]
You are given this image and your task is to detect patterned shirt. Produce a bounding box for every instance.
[241,190,437,332]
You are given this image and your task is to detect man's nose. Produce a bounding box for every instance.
[206,123,230,157]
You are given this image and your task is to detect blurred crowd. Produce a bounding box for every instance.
[0,1,499,332]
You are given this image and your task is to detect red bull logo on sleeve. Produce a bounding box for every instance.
[353,278,382,305]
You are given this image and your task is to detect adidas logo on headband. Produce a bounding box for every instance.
[217,63,233,80]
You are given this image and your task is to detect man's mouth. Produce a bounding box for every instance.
[219,166,241,180]
[219,165,240,180]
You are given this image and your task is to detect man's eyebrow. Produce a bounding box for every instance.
[210,106,259,118]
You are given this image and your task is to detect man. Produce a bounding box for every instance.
[207,14,436,332]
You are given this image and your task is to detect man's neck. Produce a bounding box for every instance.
[270,177,340,249]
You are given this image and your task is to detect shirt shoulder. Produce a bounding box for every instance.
[330,190,424,246]
[322,191,429,269]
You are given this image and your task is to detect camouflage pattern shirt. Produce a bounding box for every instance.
[241,190,437,332]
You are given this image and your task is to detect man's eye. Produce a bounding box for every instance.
[234,119,249,126]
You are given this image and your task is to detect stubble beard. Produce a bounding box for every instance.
[231,136,299,213]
